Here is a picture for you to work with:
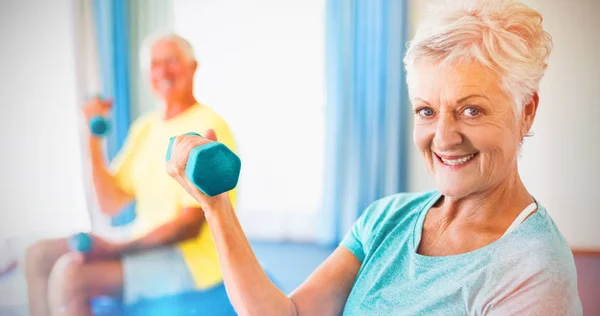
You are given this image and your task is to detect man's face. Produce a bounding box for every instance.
[149,40,196,102]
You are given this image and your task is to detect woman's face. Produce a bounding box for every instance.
[411,61,534,199]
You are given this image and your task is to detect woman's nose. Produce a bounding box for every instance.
[433,113,462,151]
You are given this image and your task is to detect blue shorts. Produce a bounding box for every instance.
[122,246,197,305]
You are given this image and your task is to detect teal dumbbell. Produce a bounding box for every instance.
[68,232,92,253]
[90,116,110,137]
[166,132,241,196]
[86,94,110,137]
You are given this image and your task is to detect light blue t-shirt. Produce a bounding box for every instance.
[341,190,582,316]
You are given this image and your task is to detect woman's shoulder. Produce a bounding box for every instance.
[485,207,581,314]
[515,203,572,255]
[496,203,577,276]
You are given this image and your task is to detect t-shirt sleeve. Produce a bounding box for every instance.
[340,216,367,262]
[109,117,149,195]
[484,258,582,316]
[340,198,391,263]
[179,118,238,209]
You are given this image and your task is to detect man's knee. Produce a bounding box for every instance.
[25,239,67,279]
[25,241,51,277]
[48,253,87,309]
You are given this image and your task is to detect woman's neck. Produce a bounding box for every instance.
[436,168,534,228]
[418,166,535,256]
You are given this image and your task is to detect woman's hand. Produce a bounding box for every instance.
[166,129,233,213]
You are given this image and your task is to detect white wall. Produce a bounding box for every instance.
[173,0,326,241]
[0,0,91,241]
[406,0,438,194]
[407,0,600,249]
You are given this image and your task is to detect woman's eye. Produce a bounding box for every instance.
[463,107,481,117]
[418,108,435,117]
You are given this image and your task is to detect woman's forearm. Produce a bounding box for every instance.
[165,133,298,315]
[204,198,297,316]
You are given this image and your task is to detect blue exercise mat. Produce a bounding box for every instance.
[91,270,280,316]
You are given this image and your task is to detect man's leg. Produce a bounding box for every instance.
[24,238,70,316]
[47,252,123,316]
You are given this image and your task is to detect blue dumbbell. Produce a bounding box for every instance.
[90,116,110,137]
[86,93,110,137]
[68,232,92,253]
[166,132,241,196]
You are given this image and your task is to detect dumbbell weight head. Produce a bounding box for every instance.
[68,232,92,253]
[166,132,241,196]
[90,116,110,137]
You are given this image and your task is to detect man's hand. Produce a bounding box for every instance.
[82,96,112,123]
[82,233,124,261]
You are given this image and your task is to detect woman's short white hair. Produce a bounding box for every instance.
[403,0,553,114]
[139,31,197,71]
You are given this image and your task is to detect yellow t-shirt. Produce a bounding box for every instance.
[110,103,236,289]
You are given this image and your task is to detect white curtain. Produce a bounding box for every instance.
[128,0,174,121]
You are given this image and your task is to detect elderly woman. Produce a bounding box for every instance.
[168,0,582,315]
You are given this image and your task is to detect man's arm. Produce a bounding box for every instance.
[88,137,135,216]
[120,207,205,253]
[84,97,134,216]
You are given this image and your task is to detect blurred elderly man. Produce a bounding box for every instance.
[24,33,237,316]
[167,0,582,315]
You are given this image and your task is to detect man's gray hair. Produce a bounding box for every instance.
[139,31,197,71]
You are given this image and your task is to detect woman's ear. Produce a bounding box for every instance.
[521,92,539,138]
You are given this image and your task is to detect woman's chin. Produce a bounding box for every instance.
[434,178,477,199]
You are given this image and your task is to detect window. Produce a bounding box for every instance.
[174,0,326,241]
